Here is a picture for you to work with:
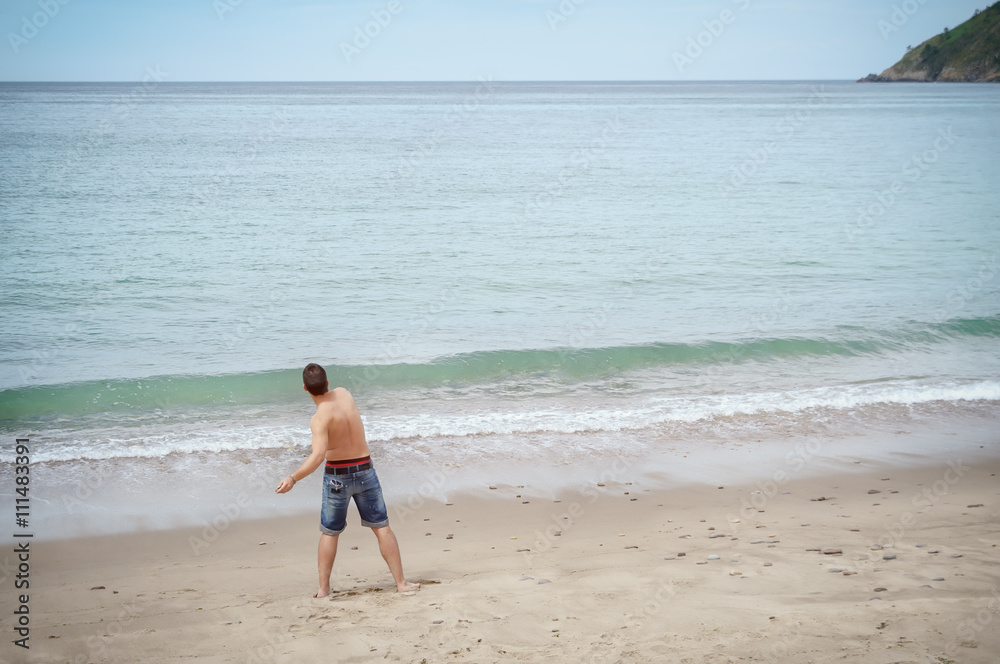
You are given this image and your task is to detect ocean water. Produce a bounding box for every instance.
[1,81,998,537]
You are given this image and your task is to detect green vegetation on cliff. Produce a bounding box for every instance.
[860,2,1000,82]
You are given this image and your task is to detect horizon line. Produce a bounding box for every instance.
[0,78,862,84]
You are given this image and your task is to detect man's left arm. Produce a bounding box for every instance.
[275,418,329,493]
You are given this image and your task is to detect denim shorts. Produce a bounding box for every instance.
[320,466,390,535]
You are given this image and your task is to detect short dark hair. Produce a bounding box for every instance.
[303,363,328,396]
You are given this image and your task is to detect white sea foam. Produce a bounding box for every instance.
[26,378,1000,463]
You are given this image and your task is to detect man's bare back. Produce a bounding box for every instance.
[311,387,370,462]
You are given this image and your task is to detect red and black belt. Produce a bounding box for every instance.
[324,456,372,475]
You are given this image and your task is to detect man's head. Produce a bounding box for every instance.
[303,363,328,396]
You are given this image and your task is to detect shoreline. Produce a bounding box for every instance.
[10,446,1000,663]
[19,404,1000,542]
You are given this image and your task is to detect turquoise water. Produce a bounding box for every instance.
[0,81,998,534]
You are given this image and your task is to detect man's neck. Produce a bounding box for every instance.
[311,390,336,407]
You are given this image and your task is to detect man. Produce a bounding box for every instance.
[275,363,420,597]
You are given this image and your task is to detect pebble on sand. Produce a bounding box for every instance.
[883,554,897,560]
[822,549,843,555]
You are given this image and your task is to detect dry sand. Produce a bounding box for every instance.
[8,451,1000,664]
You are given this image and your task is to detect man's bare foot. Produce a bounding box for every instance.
[396,581,421,593]
[314,588,330,599]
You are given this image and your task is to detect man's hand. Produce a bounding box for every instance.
[275,476,296,494]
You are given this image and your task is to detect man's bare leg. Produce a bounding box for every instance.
[372,526,420,592]
[316,533,339,598]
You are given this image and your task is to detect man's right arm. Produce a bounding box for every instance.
[275,417,330,494]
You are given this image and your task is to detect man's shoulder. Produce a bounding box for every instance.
[313,388,354,419]
[331,386,355,403]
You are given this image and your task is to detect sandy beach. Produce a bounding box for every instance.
[9,441,999,664]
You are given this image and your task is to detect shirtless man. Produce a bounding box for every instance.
[275,363,420,597]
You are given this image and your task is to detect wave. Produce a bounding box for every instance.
[18,378,1000,463]
[364,379,1000,440]
[2,315,998,422]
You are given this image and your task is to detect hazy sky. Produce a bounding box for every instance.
[0,0,990,81]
